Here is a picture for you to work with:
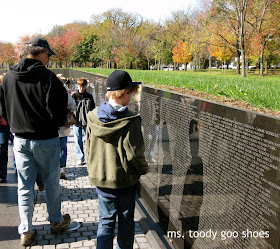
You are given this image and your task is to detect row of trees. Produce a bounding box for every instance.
[0,0,279,77]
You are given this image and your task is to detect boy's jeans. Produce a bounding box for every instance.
[13,136,63,234]
[59,136,68,167]
[73,125,87,160]
[0,125,10,178]
[97,188,136,249]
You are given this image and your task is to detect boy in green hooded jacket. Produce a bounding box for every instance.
[86,70,148,249]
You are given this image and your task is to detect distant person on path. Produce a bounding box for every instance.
[57,74,76,179]
[86,70,149,249]
[0,37,71,246]
[72,78,95,165]
[0,73,9,183]
[57,73,72,94]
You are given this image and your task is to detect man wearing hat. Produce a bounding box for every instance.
[0,37,71,246]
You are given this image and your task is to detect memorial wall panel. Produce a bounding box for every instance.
[51,70,280,249]
[138,87,280,249]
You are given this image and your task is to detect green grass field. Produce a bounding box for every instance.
[76,68,280,111]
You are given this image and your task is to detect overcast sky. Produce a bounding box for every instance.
[1,0,199,44]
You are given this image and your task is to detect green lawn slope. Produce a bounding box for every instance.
[76,68,280,113]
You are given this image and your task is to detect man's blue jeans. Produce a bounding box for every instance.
[13,136,63,234]
[73,125,87,160]
[59,136,68,167]
[11,133,44,186]
[0,125,10,179]
[97,188,136,249]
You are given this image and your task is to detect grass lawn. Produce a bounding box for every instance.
[75,68,280,112]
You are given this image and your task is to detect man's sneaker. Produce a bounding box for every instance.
[20,229,37,246]
[50,214,71,234]
[60,168,66,179]
[77,158,85,166]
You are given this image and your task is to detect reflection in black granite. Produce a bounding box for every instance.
[51,69,280,249]
[181,119,203,249]
[157,122,172,234]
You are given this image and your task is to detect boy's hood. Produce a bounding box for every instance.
[87,106,140,139]
[7,58,46,81]
[97,102,128,123]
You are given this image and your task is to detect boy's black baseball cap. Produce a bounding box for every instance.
[25,37,56,56]
[106,70,141,91]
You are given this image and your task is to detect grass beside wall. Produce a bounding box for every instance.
[75,68,280,112]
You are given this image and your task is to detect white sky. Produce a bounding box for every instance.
[1,0,198,44]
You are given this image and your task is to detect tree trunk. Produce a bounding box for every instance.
[259,50,264,76]
[240,0,247,77]
[236,50,241,74]
[241,47,246,77]
[265,58,268,74]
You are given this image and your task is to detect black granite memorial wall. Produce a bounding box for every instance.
[138,87,280,249]
[3,68,279,249]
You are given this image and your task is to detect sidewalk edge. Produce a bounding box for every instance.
[135,197,175,249]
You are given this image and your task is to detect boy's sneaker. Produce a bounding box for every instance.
[20,229,37,246]
[50,214,71,234]
[38,184,45,191]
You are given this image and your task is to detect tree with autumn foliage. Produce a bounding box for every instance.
[89,9,144,69]
[209,39,235,72]
[207,23,236,71]
[138,21,159,69]
[167,9,210,71]
[172,41,193,69]
[165,10,194,68]
[200,0,249,76]
[187,13,210,71]
[0,42,16,68]
[48,26,82,68]
[48,34,69,68]
[2,5,278,72]
[246,0,280,76]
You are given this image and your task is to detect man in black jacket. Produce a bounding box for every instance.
[0,37,71,246]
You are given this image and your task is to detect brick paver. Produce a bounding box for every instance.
[27,131,153,249]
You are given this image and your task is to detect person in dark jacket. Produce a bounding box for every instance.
[0,37,71,246]
[86,70,148,249]
[72,78,95,165]
[0,73,9,183]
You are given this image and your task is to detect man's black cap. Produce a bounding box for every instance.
[25,37,55,56]
[106,70,141,91]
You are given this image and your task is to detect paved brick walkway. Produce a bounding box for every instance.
[27,131,153,249]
